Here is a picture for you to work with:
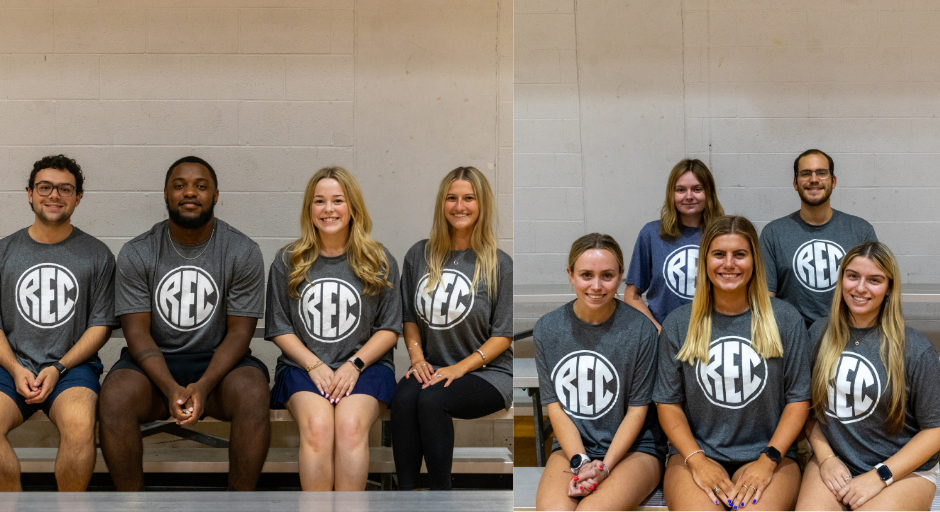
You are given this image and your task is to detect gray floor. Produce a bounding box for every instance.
[0,491,512,512]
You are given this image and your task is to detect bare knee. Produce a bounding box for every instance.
[334,413,370,450]
[298,415,334,453]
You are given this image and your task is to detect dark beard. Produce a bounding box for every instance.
[167,201,215,229]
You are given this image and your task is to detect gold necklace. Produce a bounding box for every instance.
[851,326,878,346]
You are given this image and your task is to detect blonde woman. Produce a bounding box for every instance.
[796,242,940,511]
[624,159,724,332]
[391,167,512,490]
[264,167,401,491]
[533,234,666,511]
[653,216,811,511]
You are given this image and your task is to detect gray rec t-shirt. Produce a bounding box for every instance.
[400,240,513,409]
[265,247,402,375]
[534,300,666,461]
[115,219,265,354]
[653,298,811,463]
[808,320,940,476]
[760,210,877,327]
[0,227,119,375]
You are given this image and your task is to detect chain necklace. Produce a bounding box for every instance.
[452,248,470,266]
[851,325,878,346]
[167,224,215,261]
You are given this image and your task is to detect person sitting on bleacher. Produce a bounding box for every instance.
[654,215,810,511]
[391,167,513,491]
[796,242,940,511]
[533,233,666,511]
[0,155,119,491]
[266,167,401,491]
[98,156,271,491]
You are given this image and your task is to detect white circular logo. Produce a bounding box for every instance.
[663,245,699,299]
[696,336,767,409]
[16,263,79,329]
[825,352,881,424]
[298,278,361,343]
[551,350,620,420]
[155,266,219,332]
[792,239,845,292]
[415,270,475,330]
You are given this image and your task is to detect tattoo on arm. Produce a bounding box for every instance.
[134,347,164,365]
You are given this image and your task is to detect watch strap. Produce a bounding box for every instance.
[875,463,894,486]
[51,362,67,376]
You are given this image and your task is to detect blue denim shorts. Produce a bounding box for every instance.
[270,363,396,409]
[0,362,102,421]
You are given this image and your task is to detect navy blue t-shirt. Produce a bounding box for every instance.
[625,221,702,325]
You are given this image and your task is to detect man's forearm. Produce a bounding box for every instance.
[0,331,24,375]
[58,325,112,370]
[194,316,256,394]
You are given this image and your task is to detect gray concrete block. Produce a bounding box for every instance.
[238,8,332,54]
[214,192,304,238]
[193,55,286,100]
[514,83,580,120]
[737,10,807,47]
[331,101,354,146]
[519,13,576,50]
[0,8,53,53]
[515,252,570,285]
[331,8,354,54]
[1,54,98,100]
[0,101,55,145]
[513,152,582,188]
[146,8,239,53]
[54,8,146,53]
[285,55,354,101]
[515,0,574,13]
[514,187,583,221]
[239,101,333,146]
[100,55,192,100]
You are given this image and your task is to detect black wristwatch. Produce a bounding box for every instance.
[570,453,590,473]
[347,356,365,373]
[51,362,68,377]
[875,463,894,486]
[760,445,781,465]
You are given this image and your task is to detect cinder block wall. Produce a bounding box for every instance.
[514,0,940,344]
[0,1,512,450]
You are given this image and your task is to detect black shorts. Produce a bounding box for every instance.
[107,347,269,418]
[717,455,799,478]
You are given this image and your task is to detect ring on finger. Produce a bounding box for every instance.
[844,476,850,482]
[712,486,721,493]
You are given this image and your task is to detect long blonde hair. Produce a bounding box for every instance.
[424,166,499,297]
[811,242,906,433]
[677,216,782,364]
[284,167,391,298]
[660,159,724,241]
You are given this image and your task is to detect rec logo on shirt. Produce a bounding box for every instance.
[16,263,79,329]
[551,350,620,420]
[299,278,361,343]
[826,352,881,424]
[792,239,845,292]
[696,336,767,409]
[156,266,219,332]
[415,270,474,330]
[663,245,698,299]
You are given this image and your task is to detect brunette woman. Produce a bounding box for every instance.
[624,159,724,332]
[796,242,940,511]
[654,216,810,511]
[265,167,401,490]
[534,233,666,511]
[391,166,513,490]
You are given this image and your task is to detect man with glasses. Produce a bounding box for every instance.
[0,155,119,490]
[759,149,877,327]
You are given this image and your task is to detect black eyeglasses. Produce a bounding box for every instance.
[33,181,77,197]
[797,169,831,180]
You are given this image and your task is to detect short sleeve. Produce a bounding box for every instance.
[652,323,685,404]
[629,318,659,406]
[372,252,403,335]
[865,222,878,243]
[534,321,558,406]
[489,253,513,337]
[227,243,265,318]
[263,252,295,340]
[88,249,120,328]
[782,307,812,403]
[115,244,154,316]
[759,226,778,294]
[625,227,653,292]
[909,341,940,429]
[400,244,420,325]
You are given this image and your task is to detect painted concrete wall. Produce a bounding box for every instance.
[0,1,512,450]
[514,0,940,346]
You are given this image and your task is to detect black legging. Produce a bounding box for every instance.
[390,373,505,490]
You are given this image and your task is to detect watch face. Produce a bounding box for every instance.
[570,454,584,468]
[877,464,892,481]
[762,446,781,462]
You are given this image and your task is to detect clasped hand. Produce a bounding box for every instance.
[688,454,774,508]
[15,365,59,405]
[567,460,608,498]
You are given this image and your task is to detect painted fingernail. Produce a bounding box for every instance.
[346,392,350,396]
[579,486,583,490]
[716,501,719,505]
[734,506,737,510]
[573,477,578,481]
[753,499,757,504]
[589,486,594,490]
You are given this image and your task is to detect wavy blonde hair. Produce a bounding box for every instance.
[284,167,391,298]
[660,159,724,241]
[677,216,782,364]
[424,167,499,297]
[811,242,906,433]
